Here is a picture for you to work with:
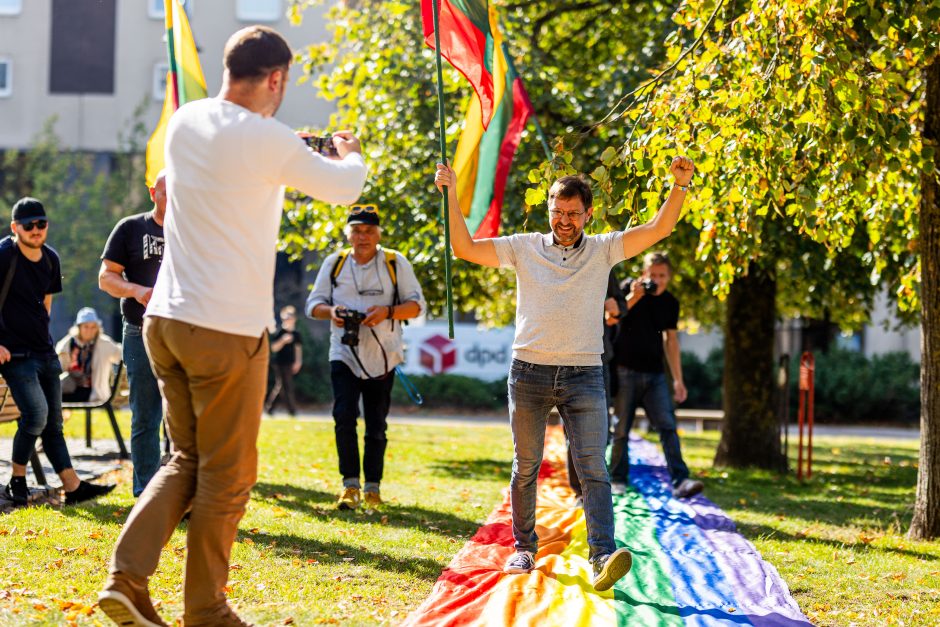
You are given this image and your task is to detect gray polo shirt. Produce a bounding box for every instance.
[493,231,626,366]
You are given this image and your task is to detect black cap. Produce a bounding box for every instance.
[346,204,380,227]
[11,197,46,223]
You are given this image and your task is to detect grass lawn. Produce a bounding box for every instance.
[0,412,937,626]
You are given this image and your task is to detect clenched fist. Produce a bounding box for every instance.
[670,156,695,187]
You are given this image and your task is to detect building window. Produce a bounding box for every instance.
[149,0,194,20]
[236,0,281,22]
[0,0,22,17]
[0,58,12,97]
[152,62,169,101]
[49,0,117,94]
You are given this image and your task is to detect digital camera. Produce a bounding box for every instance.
[338,308,367,347]
[304,135,339,157]
[640,279,657,293]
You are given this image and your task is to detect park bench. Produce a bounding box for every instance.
[549,406,724,432]
[61,361,130,460]
[0,377,50,486]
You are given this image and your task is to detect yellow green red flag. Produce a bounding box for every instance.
[145,0,207,186]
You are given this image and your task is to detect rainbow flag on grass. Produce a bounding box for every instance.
[422,0,534,238]
[404,427,811,626]
[145,0,207,186]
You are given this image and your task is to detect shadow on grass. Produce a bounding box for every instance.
[252,481,485,538]
[234,527,444,580]
[428,458,511,482]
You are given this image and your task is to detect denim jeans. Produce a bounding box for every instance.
[610,367,690,487]
[124,322,164,497]
[330,361,396,485]
[1,355,72,472]
[508,359,616,561]
[265,363,297,415]
[567,361,615,497]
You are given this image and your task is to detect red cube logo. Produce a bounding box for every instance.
[419,334,457,374]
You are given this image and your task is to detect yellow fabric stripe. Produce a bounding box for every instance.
[172,0,207,102]
[453,95,484,219]
[487,5,507,125]
[144,78,174,187]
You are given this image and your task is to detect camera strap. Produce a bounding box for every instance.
[349,328,390,380]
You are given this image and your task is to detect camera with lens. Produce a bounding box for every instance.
[640,279,657,293]
[337,308,367,347]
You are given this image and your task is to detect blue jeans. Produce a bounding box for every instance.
[508,359,616,561]
[1,355,72,473]
[610,367,690,487]
[124,322,164,497]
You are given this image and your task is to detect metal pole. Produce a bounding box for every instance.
[431,0,455,339]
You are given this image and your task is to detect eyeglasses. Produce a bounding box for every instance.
[349,204,378,216]
[548,209,586,221]
[19,220,48,232]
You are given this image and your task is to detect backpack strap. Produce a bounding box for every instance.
[0,239,19,319]
[328,249,352,305]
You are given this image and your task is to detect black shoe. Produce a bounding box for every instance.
[4,476,28,506]
[592,548,633,591]
[64,480,116,506]
[672,478,705,499]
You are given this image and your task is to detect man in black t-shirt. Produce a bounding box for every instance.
[99,172,166,497]
[609,252,704,499]
[265,305,302,417]
[1,197,115,506]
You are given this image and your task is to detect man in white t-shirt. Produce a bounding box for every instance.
[434,156,693,593]
[100,26,368,627]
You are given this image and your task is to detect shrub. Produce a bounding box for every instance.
[391,373,507,410]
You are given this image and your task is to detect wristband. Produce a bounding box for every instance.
[674,183,690,192]
[388,305,394,320]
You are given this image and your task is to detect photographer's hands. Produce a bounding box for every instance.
[332,131,362,159]
[363,305,390,328]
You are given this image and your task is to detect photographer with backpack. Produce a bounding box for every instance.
[306,205,425,511]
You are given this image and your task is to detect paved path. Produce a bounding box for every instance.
[403,426,811,626]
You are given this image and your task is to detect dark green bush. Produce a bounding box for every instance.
[681,348,723,409]
[391,373,507,410]
[292,324,333,403]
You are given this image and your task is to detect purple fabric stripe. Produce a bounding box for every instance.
[628,434,812,626]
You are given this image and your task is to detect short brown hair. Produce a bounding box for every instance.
[644,251,671,270]
[548,175,593,210]
[223,26,292,81]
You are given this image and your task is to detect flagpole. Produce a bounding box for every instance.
[432,0,455,339]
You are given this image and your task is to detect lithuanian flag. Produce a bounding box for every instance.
[422,0,534,238]
[145,0,207,186]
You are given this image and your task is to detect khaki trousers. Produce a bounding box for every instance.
[109,317,268,625]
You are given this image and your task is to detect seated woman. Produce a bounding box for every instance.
[56,307,122,403]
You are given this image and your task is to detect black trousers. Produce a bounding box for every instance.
[265,362,297,415]
[330,360,396,484]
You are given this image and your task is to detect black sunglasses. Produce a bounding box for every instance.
[20,220,48,232]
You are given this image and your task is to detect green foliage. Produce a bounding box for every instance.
[681,348,724,408]
[391,373,507,410]
[809,349,920,424]
[289,323,334,403]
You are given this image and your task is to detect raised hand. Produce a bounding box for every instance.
[669,156,695,187]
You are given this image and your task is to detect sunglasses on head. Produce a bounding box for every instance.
[349,204,378,215]
[19,220,48,232]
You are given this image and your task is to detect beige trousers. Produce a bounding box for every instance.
[109,317,268,625]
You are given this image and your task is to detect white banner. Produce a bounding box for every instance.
[401,322,515,381]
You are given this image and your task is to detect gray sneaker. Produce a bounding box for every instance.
[592,548,633,591]
[673,478,705,499]
[610,481,628,496]
[504,551,536,574]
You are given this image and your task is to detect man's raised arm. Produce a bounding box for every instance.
[434,163,500,268]
[622,156,695,259]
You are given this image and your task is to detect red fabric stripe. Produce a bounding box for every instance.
[473,77,533,239]
[421,0,496,127]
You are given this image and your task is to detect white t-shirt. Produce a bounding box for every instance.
[147,98,368,337]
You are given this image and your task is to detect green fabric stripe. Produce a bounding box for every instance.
[611,490,684,627]
[449,0,490,34]
[166,26,178,76]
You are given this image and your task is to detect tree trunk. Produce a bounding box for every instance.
[714,262,786,470]
[910,57,940,540]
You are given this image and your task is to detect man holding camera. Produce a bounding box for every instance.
[100,26,367,627]
[306,205,425,511]
[434,155,694,593]
[609,252,704,499]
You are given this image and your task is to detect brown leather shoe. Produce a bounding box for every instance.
[98,572,168,627]
[187,605,254,627]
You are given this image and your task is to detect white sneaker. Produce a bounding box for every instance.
[611,481,628,496]
[504,551,536,574]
